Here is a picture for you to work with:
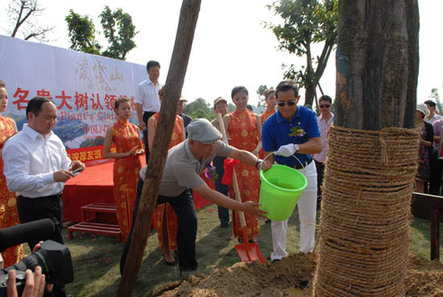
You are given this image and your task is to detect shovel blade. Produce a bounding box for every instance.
[235,242,268,264]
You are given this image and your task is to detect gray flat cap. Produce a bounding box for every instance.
[187,118,222,144]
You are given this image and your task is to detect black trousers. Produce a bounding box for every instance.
[17,194,68,297]
[121,179,198,273]
[142,111,156,164]
[17,194,64,250]
[314,160,325,198]
[429,151,443,195]
[213,156,229,225]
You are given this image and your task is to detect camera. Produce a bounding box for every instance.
[0,240,74,296]
[0,219,74,296]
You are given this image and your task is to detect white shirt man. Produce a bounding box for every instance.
[3,97,85,249]
[135,60,162,163]
[3,97,84,297]
[313,95,334,205]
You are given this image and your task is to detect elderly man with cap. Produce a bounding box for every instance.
[121,118,272,276]
[211,97,230,227]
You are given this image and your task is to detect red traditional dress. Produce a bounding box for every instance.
[0,115,24,267]
[112,118,142,241]
[228,109,261,240]
[152,113,184,252]
[259,109,276,158]
[260,109,276,124]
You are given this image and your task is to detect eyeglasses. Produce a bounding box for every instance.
[319,104,331,108]
[277,100,296,107]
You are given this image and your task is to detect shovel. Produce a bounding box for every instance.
[216,113,267,264]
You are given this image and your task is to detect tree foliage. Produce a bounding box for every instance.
[65,6,137,60]
[65,10,101,55]
[257,84,271,107]
[430,88,442,115]
[8,0,53,41]
[182,98,215,120]
[100,6,137,60]
[265,0,337,106]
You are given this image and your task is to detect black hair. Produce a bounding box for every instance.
[26,97,53,120]
[246,104,253,112]
[424,100,436,108]
[275,80,299,98]
[114,97,130,109]
[146,60,160,71]
[319,95,332,104]
[231,86,248,99]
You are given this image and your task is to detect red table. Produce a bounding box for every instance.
[62,158,214,222]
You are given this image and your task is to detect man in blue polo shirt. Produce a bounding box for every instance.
[262,80,322,262]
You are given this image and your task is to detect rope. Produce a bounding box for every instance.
[313,126,420,297]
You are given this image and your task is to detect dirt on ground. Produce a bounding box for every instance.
[155,253,443,297]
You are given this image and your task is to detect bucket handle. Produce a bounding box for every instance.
[260,152,305,171]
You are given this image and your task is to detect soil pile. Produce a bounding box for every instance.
[156,253,442,297]
[405,254,443,297]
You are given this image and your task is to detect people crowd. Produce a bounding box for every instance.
[2,57,441,295]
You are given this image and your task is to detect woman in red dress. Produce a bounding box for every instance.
[0,81,24,267]
[223,86,262,242]
[147,91,186,265]
[260,88,276,124]
[103,97,144,241]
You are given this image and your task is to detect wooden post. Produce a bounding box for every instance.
[430,208,440,261]
[117,0,201,295]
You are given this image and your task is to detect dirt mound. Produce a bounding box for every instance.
[405,254,443,297]
[156,253,442,297]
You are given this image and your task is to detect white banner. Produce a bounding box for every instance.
[0,35,146,150]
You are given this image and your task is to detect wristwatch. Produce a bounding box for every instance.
[294,144,300,152]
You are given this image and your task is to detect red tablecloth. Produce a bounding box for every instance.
[62,158,214,222]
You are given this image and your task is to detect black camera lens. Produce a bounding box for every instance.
[0,240,74,297]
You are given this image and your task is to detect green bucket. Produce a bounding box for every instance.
[259,164,307,221]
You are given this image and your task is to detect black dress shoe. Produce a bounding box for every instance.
[220,222,229,228]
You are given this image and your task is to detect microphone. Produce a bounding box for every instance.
[0,218,55,252]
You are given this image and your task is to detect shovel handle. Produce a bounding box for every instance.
[217,113,247,228]
[232,170,248,228]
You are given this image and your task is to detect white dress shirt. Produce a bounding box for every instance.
[2,124,72,198]
[134,77,162,113]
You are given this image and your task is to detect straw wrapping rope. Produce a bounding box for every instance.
[313,126,419,297]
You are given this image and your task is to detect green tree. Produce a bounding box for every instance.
[66,10,101,55]
[265,0,337,106]
[8,0,53,41]
[227,103,235,113]
[257,84,269,107]
[182,98,214,120]
[65,7,137,60]
[100,6,137,60]
[430,88,442,115]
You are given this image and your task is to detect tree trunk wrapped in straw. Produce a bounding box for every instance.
[313,126,419,296]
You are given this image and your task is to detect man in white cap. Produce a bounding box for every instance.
[211,97,230,227]
[121,118,272,276]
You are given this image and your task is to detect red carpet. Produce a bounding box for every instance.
[62,158,213,222]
